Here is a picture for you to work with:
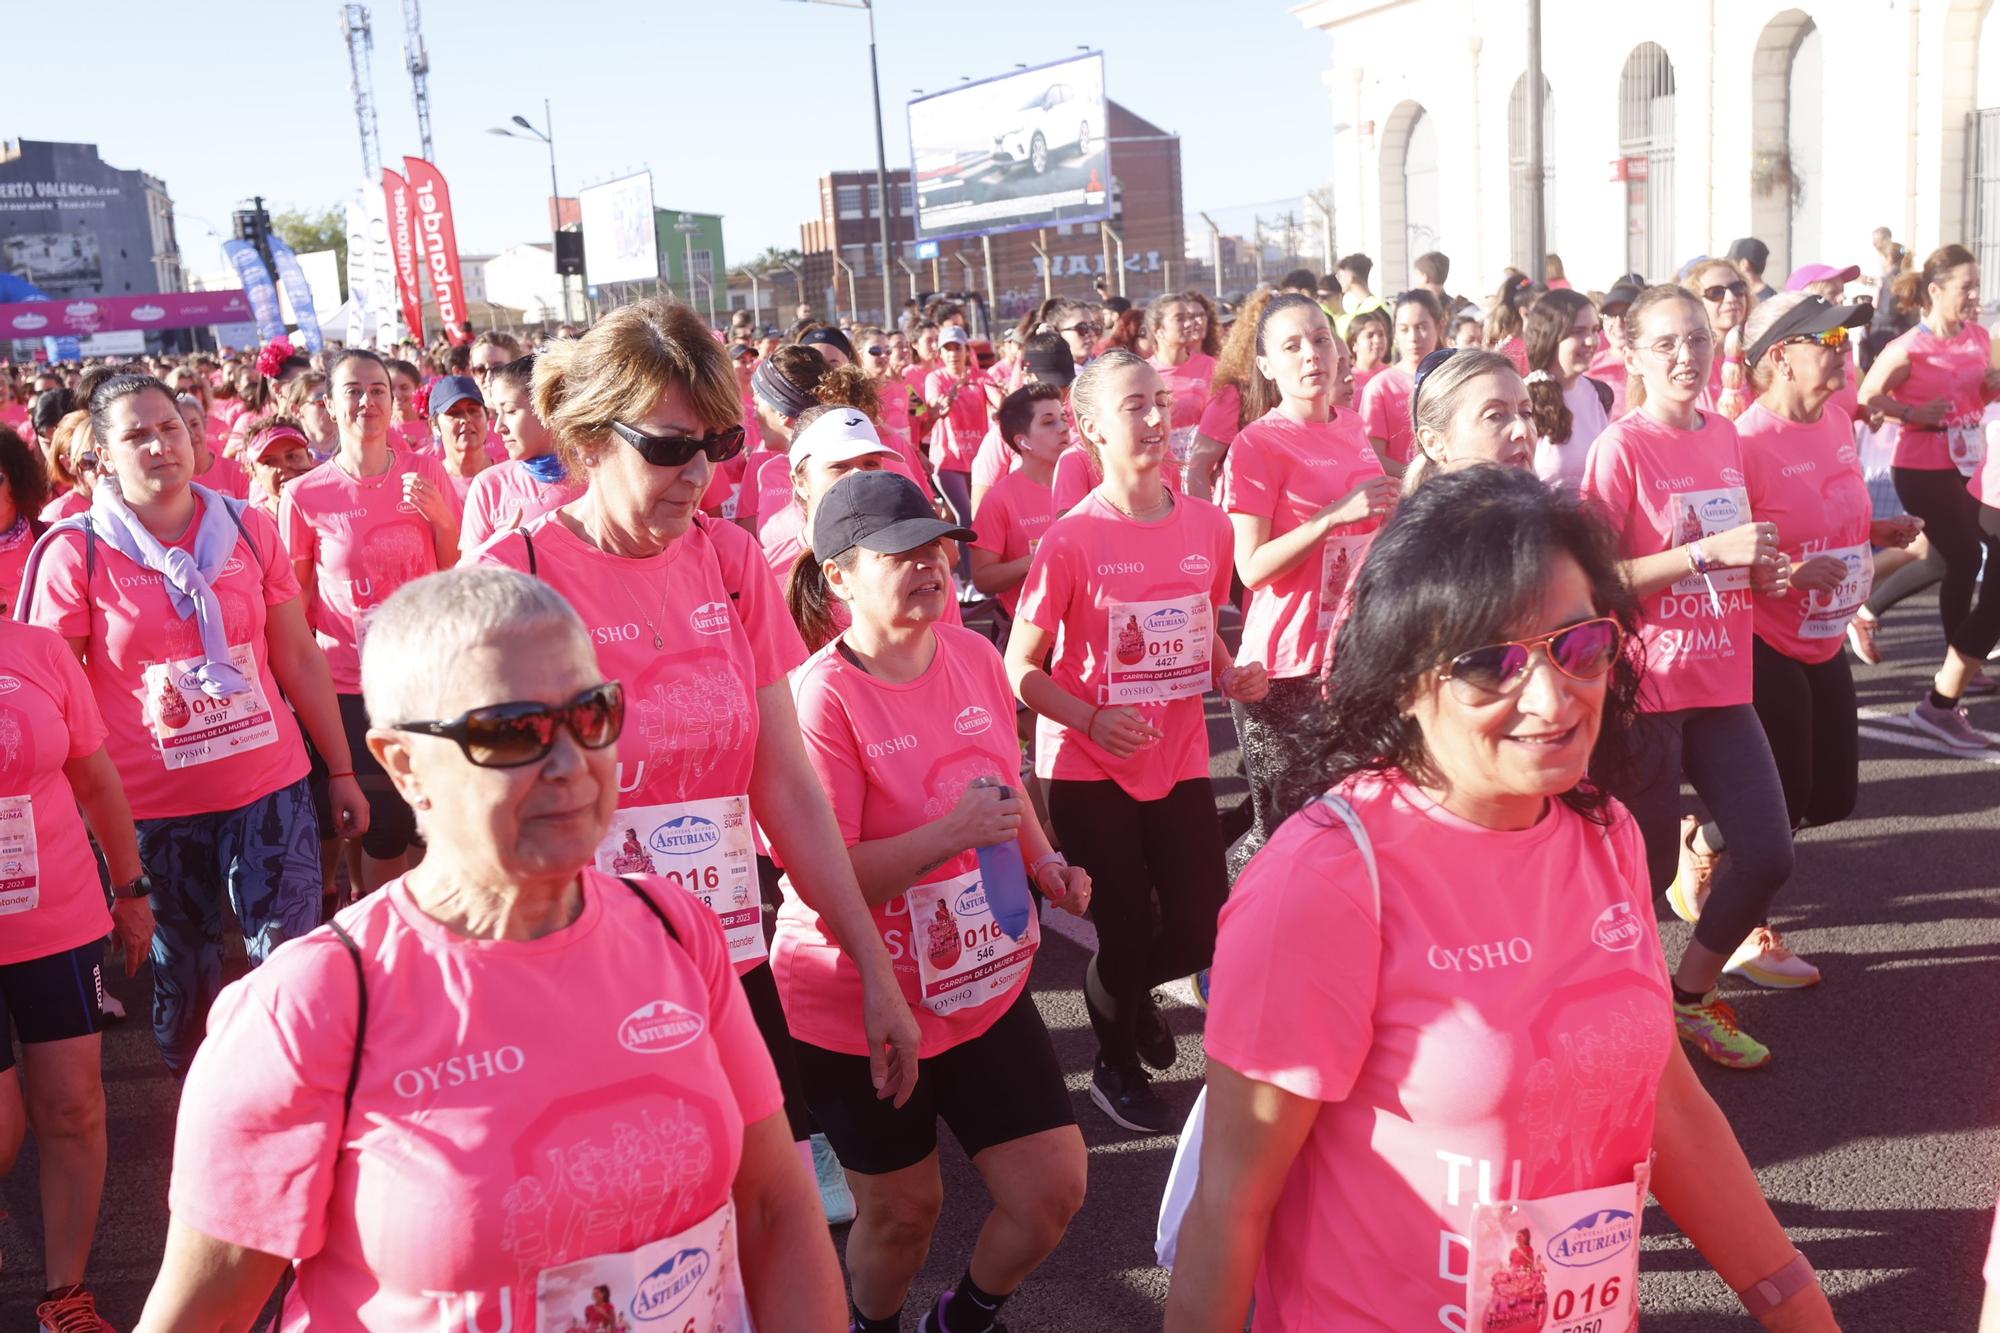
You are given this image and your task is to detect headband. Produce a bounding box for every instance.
[751,357,819,420]
[1409,347,1459,428]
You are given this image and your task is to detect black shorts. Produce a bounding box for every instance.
[338,693,421,859]
[0,941,103,1071]
[793,988,1075,1175]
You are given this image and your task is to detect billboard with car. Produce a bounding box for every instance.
[907,53,1110,243]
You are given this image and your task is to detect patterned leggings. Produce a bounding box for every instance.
[137,778,323,1073]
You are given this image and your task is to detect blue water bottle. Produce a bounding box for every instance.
[974,778,1035,941]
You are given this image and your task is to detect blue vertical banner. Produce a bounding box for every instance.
[267,236,325,353]
[221,240,285,344]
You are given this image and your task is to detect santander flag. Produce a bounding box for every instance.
[382,167,427,344]
[402,155,469,345]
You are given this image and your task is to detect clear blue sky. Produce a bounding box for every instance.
[8,0,1333,278]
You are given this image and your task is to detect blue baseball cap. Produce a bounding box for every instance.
[429,375,484,418]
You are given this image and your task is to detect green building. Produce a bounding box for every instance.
[653,208,725,311]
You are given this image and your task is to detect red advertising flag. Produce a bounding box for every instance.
[402,156,470,345]
[382,167,428,344]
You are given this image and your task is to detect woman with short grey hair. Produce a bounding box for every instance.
[138,567,847,1332]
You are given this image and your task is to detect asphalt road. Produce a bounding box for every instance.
[5,590,1998,1331]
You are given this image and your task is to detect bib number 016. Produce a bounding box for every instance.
[1553,1274,1621,1328]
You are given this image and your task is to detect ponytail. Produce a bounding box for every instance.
[786,545,858,654]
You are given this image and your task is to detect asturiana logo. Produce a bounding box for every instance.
[1178,553,1211,577]
[1546,1208,1637,1268]
[1590,901,1642,953]
[0,677,21,695]
[618,1000,705,1054]
[630,1246,712,1320]
[953,705,992,735]
[1699,496,1739,525]
[690,600,732,635]
[650,814,721,857]
[954,883,989,917]
[1144,607,1189,634]
[1720,467,1746,487]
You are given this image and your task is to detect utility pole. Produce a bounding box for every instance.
[863,2,895,323]
[402,0,433,162]
[339,5,383,179]
[1199,212,1223,299]
[1527,0,1547,282]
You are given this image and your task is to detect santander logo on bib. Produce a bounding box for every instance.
[618,1000,705,1054]
[689,600,731,635]
[1179,553,1212,577]
[1590,901,1643,953]
[953,705,993,735]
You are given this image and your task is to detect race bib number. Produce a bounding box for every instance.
[907,866,1038,1016]
[0,794,38,915]
[1668,487,1753,594]
[1798,543,1874,640]
[1466,1162,1649,1333]
[1949,421,1986,478]
[719,484,741,521]
[535,1198,747,1333]
[1104,594,1213,704]
[1169,425,1199,465]
[141,644,279,769]
[596,796,766,967]
[1318,533,1369,633]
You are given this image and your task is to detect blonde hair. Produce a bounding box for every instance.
[1741,292,1812,393]
[48,409,93,489]
[1068,347,1151,474]
[533,299,741,474]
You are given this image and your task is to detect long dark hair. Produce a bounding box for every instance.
[1524,288,1596,444]
[1282,465,1643,825]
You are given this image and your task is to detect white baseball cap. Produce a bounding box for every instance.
[789,409,896,473]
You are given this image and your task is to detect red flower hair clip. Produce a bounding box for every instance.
[255,336,297,379]
[413,379,433,418]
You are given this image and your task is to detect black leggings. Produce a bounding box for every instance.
[740,961,814,1142]
[1608,706,1796,960]
[1226,675,1325,881]
[1750,638,1859,831]
[1049,777,1228,1068]
[1863,467,2000,660]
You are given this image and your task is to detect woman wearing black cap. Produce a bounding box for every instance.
[926,327,991,586]
[784,468,1091,1333]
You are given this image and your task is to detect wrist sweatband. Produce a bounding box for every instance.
[1735,1252,1817,1321]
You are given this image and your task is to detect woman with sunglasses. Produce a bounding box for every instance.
[1685,259,1756,419]
[854,324,917,455]
[1853,244,2000,749]
[1732,295,1924,988]
[40,411,97,524]
[1219,295,1395,877]
[1522,289,1614,491]
[1166,465,1834,1333]
[1358,289,1443,476]
[281,349,460,897]
[21,373,366,1074]
[459,354,587,557]
[1581,284,1797,1070]
[785,470,1091,1333]
[1150,292,1221,490]
[1006,350,1269,1136]
[472,299,921,1190]
[138,567,848,1333]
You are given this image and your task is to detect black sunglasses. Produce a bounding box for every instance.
[1438,618,1624,702]
[608,420,747,469]
[1702,281,1749,302]
[391,681,625,768]
[864,345,889,357]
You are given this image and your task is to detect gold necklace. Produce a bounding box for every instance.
[1103,489,1173,522]
[613,543,681,649]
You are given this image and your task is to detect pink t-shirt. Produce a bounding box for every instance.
[1049,447,1104,516]
[1737,403,1874,665]
[169,871,780,1333]
[971,466,1055,615]
[458,460,587,557]
[1016,491,1234,800]
[1197,382,1245,445]
[0,400,28,433]
[40,491,88,525]
[781,624,1034,1057]
[1220,407,1386,679]
[0,619,110,966]
[196,453,251,500]
[1153,351,1217,488]
[440,465,488,506]
[1205,775,1672,1330]
[1359,367,1417,466]
[1888,321,1992,472]
[924,368,991,472]
[0,523,34,618]
[744,452,795,535]
[281,452,460,694]
[758,501,807,584]
[1351,364,1389,405]
[970,422,1017,498]
[390,418,433,452]
[24,506,310,820]
[1581,410,1754,712]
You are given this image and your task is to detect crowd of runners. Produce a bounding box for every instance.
[3,223,1996,1331]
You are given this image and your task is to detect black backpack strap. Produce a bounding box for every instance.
[1590,376,1614,414]
[621,875,682,947]
[324,919,368,1121]
[223,493,261,564]
[521,526,536,576]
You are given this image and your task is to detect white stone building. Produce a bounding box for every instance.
[1294,0,2000,299]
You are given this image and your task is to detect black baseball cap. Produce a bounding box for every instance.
[1022,339,1076,388]
[1600,282,1643,316]
[799,326,855,362]
[812,470,976,562]
[30,388,73,435]
[1742,294,1871,368]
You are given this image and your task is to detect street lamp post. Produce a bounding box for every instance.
[790,0,896,323]
[486,100,572,322]
[734,267,762,329]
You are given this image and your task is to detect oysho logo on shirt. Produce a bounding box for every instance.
[1779,460,1818,478]
[866,733,919,758]
[1590,901,1643,953]
[594,621,644,646]
[1096,560,1145,576]
[689,600,732,635]
[953,705,993,735]
[1426,937,1534,972]
[1179,553,1212,577]
[618,1000,706,1054]
[1652,476,1696,491]
[391,1045,527,1098]
[632,1247,712,1321]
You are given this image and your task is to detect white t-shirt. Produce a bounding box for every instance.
[1535,377,1611,492]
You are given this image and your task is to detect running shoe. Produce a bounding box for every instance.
[37,1286,114,1333]
[811,1133,855,1227]
[1722,925,1822,989]
[1909,699,1991,750]
[1189,968,1212,1010]
[1665,816,1715,923]
[1135,992,1176,1072]
[1846,612,1882,665]
[1963,673,1997,697]
[918,1290,1008,1333]
[1090,1060,1172,1135]
[1673,994,1771,1070]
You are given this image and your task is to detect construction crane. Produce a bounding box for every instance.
[404,0,433,163]
[340,4,383,179]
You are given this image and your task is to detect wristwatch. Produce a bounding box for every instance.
[111,871,154,901]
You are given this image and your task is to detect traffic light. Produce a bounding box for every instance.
[232,197,276,277]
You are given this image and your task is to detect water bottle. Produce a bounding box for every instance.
[978,838,1035,942]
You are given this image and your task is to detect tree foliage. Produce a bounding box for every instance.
[272,207,348,296]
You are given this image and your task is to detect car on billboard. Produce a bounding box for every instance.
[992,81,1100,176]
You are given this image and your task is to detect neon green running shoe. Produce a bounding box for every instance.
[1674,993,1771,1070]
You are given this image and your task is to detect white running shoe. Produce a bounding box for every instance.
[1723,925,1822,989]
[810,1133,855,1226]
